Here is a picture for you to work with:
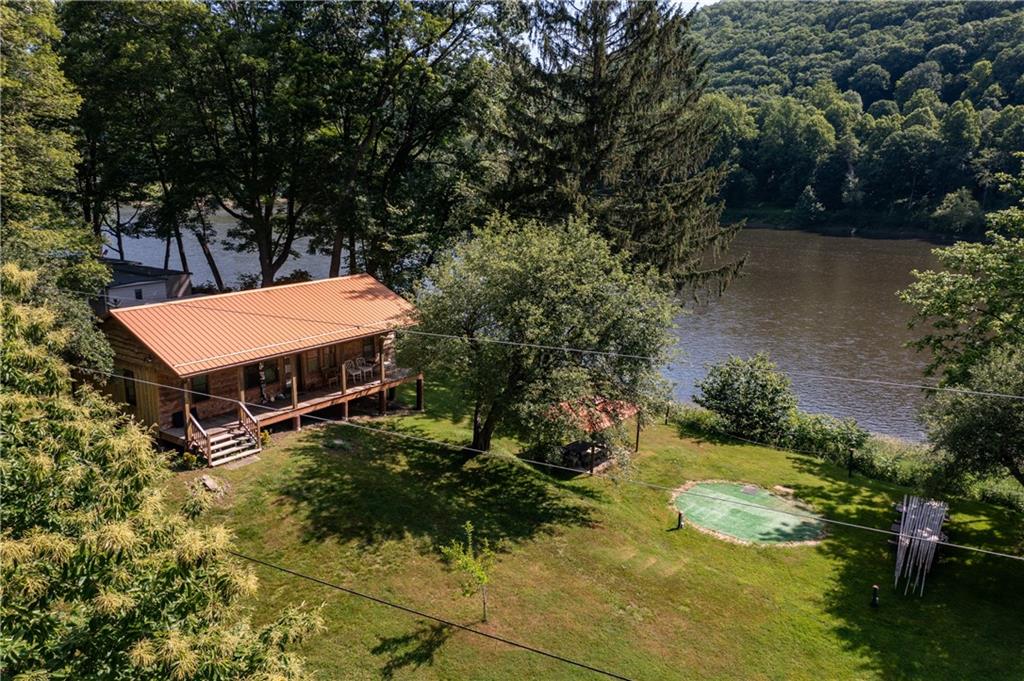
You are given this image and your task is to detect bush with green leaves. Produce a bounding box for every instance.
[786,411,870,467]
[693,354,797,444]
[0,266,319,680]
[923,345,1024,490]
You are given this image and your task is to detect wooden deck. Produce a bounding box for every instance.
[160,368,423,444]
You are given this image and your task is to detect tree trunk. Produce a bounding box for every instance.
[196,229,226,291]
[173,224,190,274]
[471,403,501,453]
[329,227,345,278]
[481,584,488,623]
[163,236,172,269]
[1006,459,1024,489]
[348,230,358,275]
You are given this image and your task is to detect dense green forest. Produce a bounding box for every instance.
[694,0,1024,234]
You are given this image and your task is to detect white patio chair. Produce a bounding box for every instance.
[355,356,379,381]
[344,360,366,385]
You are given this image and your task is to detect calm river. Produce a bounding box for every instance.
[117,226,939,441]
[667,229,939,441]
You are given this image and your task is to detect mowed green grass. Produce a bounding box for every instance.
[168,383,1024,680]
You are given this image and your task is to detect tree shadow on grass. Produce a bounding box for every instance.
[276,421,600,553]
[780,456,1024,680]
[371,622,455,680]
[814,523,1024,680]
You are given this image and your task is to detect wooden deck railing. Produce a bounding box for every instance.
[187,412,211,463]
[238,402,261,450]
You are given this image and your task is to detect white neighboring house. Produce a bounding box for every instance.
[95,259,192,315]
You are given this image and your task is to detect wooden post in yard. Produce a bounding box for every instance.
[635,417,641,453]
[416,376,424,411]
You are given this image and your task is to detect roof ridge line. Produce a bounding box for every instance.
[110,272,376,316]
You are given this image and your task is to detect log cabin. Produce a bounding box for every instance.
[102,274,424,466]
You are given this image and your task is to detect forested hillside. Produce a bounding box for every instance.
[694,1,1024,234]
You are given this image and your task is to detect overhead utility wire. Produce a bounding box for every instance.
[226,550,634,680]
[72,365,1024,563]
[62,286,1024,401]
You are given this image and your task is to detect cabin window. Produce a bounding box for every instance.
[362,337,376,359]
[123,369,137,406]
[308,352,320,373]
[323,345,337,368]
[244,361,279,389]
[191,374,210,402]
[134,288,144,300]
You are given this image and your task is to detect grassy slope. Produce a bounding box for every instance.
[168,383,1024,680]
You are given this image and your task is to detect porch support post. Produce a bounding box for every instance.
[340,355,347,393]
[416,376,424,411]
[237,366,245,418]
[342,400,349,421]
[290,354,299,409]
[378,336,385,383]
[378,388,387,415]
[183,379,193,444]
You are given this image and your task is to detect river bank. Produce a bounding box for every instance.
[724,206,969,243]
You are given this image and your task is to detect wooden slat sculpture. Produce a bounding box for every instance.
[893,495,948,596]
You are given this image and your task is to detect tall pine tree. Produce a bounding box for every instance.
[496,0,742,293]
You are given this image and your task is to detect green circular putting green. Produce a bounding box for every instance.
[673,482,824,544]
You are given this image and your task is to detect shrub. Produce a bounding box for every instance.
[694,354,797,444]
[787,411,869,467]
[675,404,728,436]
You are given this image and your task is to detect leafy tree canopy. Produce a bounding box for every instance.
[900,170,1024,383]
[0,265,319,679]
[407,213,676,453]
[0,0,111,371]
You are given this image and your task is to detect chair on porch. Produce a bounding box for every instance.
[322,366,340,390]
[344,359,366,385]
[355,356,379,381]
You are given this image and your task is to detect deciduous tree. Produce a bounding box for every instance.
[0,266,319,679]
[408,214,675,452]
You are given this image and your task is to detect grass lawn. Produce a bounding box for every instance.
[167,383,1024,680]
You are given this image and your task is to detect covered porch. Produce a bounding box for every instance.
[162,365,424,442]
[158,332,423,465]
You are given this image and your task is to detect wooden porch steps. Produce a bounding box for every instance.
[208,425,260,466]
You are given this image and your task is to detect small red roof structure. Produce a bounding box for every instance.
[107,274,415,377]
[557,398,640,434]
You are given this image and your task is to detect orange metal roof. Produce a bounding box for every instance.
[109,274,416,377]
